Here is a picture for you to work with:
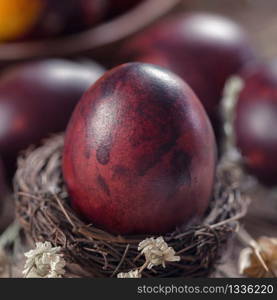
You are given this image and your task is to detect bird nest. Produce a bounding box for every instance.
[14,135,248,278]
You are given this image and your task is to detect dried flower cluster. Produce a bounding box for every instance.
[138,237,180,269]
[239,237,277,278]
[23,241,66,278]
[117,269,142,278]
[117,237,180,278]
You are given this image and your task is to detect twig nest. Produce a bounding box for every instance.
[14,135,248,278]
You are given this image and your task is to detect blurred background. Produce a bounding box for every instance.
[0,0,276,62]
[0,0,277,277]
[183,0,277,59]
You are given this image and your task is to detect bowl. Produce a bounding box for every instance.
[0,0,181,63]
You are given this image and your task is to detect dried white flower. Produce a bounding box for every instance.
[117,269,141,278]
[239,237,277,278]
[138,237,180,269]
[23,241,66,278]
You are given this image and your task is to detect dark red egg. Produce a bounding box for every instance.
[119,13,256,128]
[0,59,104,174]
[234,61,277,186]
[63,63,216,235]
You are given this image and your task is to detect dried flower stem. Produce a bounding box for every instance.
[237,227,276,277]
[139,260,149,274]
[112,244,130,277]
[0,221,21,249]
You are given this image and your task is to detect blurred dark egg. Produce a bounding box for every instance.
[0,59,104,175]
[234,61,277,186]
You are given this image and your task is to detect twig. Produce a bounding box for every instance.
[111,244,130,277]
[237,227,276,277]
[53,194,76,229]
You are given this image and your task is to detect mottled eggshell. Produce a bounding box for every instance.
[0,59,104,175]
[119,13,256,131]
[234,61,277,186]
[63,63,216,235]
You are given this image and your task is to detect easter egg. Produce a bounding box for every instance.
[63,63,216,235]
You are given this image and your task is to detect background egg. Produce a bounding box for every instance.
[0,59,104,176]
[234,61,277,186]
